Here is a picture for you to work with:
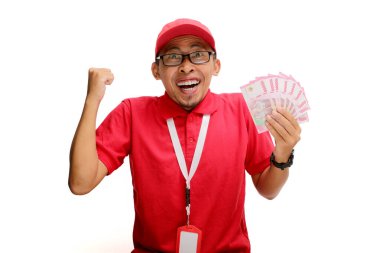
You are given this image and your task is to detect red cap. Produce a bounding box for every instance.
[155,18,216,56]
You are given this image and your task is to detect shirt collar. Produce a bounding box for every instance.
[158,90,218,119]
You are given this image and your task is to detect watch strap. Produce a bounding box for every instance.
[270,149,294,170]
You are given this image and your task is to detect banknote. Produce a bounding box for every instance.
[241,73,310,134]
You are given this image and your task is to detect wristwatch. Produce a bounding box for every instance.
[270,149,294,170]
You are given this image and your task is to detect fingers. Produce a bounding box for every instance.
[89,68,114,85]
[265,116,285,142]
[277,107,301,133]
[265,107,301,147]
[87,68,114,102]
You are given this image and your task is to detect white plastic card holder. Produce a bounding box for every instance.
[176,225,202,253]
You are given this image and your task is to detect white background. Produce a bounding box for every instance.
[1,0,379,252]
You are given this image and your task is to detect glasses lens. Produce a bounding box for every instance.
[162,54,182,66]
[190,51,210,64]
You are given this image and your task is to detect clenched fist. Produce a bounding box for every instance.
[87,68,114,102]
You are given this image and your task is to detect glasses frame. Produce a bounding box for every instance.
[156,51,216,67]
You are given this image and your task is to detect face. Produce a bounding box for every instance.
[152,35,221,111]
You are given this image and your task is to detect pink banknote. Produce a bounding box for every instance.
[241,73,310,133]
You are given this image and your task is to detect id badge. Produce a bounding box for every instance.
[176,225,202,253]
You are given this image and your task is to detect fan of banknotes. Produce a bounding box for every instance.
[241,72,310,134]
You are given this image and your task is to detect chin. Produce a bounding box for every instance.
[179,100,199,111]
[177,93,204,110]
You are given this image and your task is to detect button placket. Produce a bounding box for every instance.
[185,113,197,167]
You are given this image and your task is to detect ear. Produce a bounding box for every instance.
[151,62,161,80]
[212,58,221,76]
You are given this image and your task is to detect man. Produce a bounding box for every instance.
[69,18,301,252]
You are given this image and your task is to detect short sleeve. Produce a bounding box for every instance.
[96,100,132,175]
[243,98,274,175]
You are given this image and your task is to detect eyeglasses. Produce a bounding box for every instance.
[156,51,216,66]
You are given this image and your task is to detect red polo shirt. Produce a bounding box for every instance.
[96,90,274,252]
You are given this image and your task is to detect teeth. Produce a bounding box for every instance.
[177,80,199,87]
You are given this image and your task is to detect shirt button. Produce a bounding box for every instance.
[189,137,194,143]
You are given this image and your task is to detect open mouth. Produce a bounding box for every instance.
[176,80,200,91]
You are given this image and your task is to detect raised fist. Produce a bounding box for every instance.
[87,68,114,102]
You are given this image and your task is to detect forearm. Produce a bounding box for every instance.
[69,97,102,194]
[254,165,289,200]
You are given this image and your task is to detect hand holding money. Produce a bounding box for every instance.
[266,107,301,162]
[241,73,308,162]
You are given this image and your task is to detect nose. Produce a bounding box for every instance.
[179,56,194,73]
